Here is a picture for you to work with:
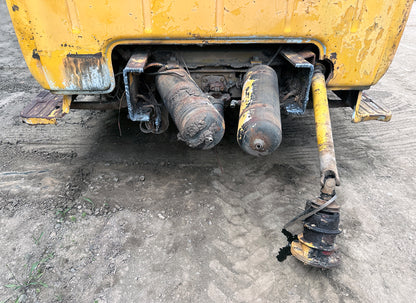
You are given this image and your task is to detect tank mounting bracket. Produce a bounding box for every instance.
[123,52,150,121]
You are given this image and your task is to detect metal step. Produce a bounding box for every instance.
[352,92,392,123]
[21,91,71,125]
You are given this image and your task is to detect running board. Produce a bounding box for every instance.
[21,91,71,125]
[352,92,392,123]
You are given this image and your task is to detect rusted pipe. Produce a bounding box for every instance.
[156,67,225,149]
[237,65,282,156]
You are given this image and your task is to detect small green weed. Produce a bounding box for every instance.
[55,294,63,302]
[0,295,24,303]
[82,197,95,209]
[55,207,72,220]
[5,253,54,293]
[32,232,44,245]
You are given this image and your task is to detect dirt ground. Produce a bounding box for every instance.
[1,2,416,303]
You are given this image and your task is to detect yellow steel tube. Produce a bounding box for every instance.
[312,65,340,186]
[312,67,332,153]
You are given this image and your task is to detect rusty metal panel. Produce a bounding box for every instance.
[63,53,111,91]
[21,91,66,125]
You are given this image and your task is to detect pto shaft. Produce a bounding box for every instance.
[312,65,340,186]
[291,64,342,268]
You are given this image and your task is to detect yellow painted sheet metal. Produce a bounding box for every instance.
[6,0,413,93]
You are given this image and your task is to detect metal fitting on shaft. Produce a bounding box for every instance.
[291,179,341,268]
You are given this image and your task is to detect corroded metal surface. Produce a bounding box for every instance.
[21,91,68,125]
[280,49,315,114]
[156,67,225,149]
[122,52,150,122]
[237,65,282,156]
[63,53,111,91]
[290,239,341,269]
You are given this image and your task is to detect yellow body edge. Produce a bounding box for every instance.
[6,0,413,94]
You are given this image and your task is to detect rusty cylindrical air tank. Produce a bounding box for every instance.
[155,67,225,149]
[237,65,282,156]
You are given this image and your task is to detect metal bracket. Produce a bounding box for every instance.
[123,52,151,121]
[280,50,315,114]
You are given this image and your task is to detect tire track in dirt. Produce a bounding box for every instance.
[206,179,282,302]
